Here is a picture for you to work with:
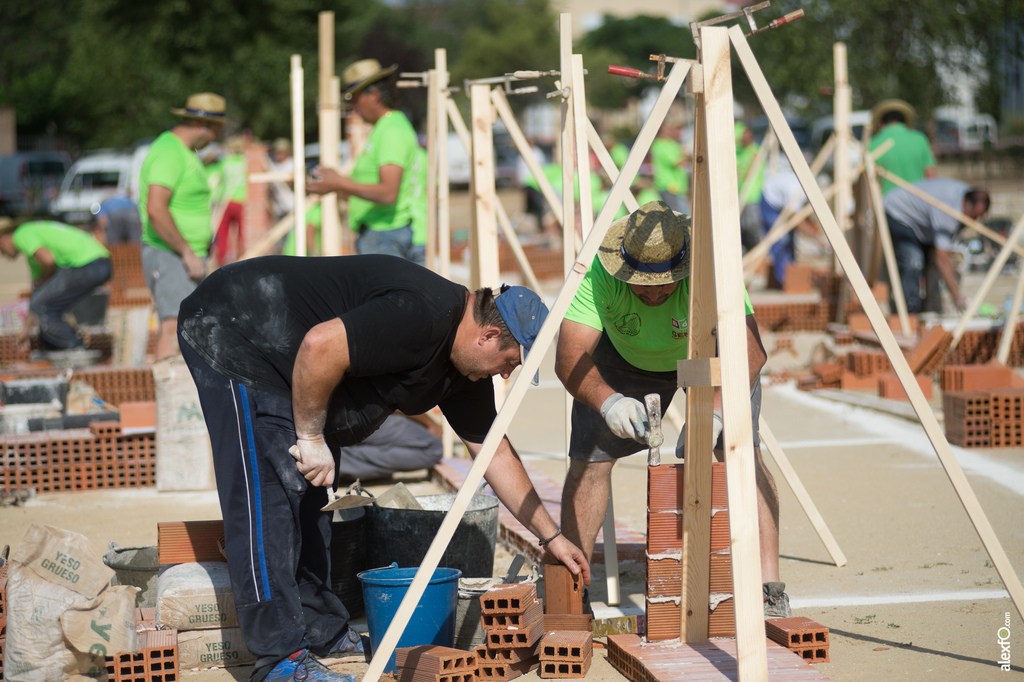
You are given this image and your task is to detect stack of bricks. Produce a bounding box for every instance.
[751,302,830,333]
[945,322,1024,367]
[838,350,891,390]
[0,421,156,492]
[0,330,115,367]
[396,645,476,682]
[0,365,155,405]
[764,616,830,663]
[537,564,592,678]
[538,631,591,679]
[942,364,1024,449]
[105,607,179,682]
[474,583,543,681]
[646,461,734,640]
[108,243,153,308]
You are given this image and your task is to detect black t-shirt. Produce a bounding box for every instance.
[178,254,497,445]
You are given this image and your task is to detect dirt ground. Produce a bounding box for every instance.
[2,167,1024,680]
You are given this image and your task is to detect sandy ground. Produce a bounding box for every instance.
[3,169,1024,680]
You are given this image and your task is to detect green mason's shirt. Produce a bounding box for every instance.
[869,123,936,195]
[349,110,418,231]
[13,221,110,281]
[139,131,213,256]
[651,137,688,196]
[566,255,753,372]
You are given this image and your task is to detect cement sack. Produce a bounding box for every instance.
[156,562,238,630]
[178,627,255,670]
[153,355,215,491]
[6,523,139,681]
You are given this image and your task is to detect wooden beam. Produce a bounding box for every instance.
[435,50,451,280]
[833,43,851,235]
[318,13,341,256]
[757,416,847,567]
[676,358,722,388]
[359,56,693,682]
[469,83,500,290]
[426,69,438,271]
[290,54,307,257]
[998,265,1024,364]
[701,27,768,680]
[731,22,1024,625]
[681,92,714,643]
[572,54,594,242]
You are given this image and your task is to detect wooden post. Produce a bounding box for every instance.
[436,50,451,280]
[731,23,1024,625]
[571,54,594,240]
[559,13,575,480]
[359,57,693,682]
[469,83,499,290]
[701,27,767,680]
[426,69,438,271]
[681,77,714,644]
[833,43,851,235]
[318,12,341,256]
[997,265,1024,365]
[290,55,307,257]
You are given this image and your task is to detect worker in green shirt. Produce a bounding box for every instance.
[211,135,249,266]
[650,120,689,214]
[0,217,111,351]
[735,122,765,252]
[869,99,937,195]
[308,59,419,262]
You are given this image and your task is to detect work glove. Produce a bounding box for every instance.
[675,411,724,459]
[290,435,335,488]
[600,393,649,444]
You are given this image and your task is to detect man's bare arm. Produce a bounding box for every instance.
[555,319,611,412]
[307,164,404,205]
[146,185,205,280]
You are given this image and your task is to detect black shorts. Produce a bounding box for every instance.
[568,333,762,462]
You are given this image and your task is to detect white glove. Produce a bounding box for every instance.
[600,393,649,443]
[290,436,335,488]
[675,411,724,459]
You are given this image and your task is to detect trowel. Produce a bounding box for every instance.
[645,393,664,466]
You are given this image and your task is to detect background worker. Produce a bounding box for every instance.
[267,138,296,225]
[0,217,111,352]
[307,60,418,261]
[336,412,442,483]
[735,122,765,252]
[883,178,989,314]
[555,201,788,618]
[138,92,225,359]
[177,255,589,681]
[869,99,937,195]
[93,193,142,245]
[650,120,689,215]
[210,135,249,266]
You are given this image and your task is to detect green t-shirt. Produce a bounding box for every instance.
[282,203,322,256]
[409,146,428,247]
[349,110,418,231]
[13,221,110,281]
[139,131,213,256]
[218,154,249,203]
[650,137,688,195]
[610,143,629,170]
[565,255,753,372]
[869,123,936,195]
[736,142,764,205]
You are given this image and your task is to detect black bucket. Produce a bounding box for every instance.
[331,505,368,617]
[365,493,499,579]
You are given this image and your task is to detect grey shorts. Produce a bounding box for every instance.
[568,333,761,462]
[142,245,202,320]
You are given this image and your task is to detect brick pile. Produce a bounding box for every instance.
[105,607,179,682]
[0,365,155,405]
[108,243,153,308]
[646,461,734,640]
[0,422,156,492]
[396,645,477,682]
[474,583,542,681]
[946,323,1024,367]
[942,364,1024,448]
[538,630,591,679]
[764,616,830,663]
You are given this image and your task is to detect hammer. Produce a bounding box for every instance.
[644,393,664,466]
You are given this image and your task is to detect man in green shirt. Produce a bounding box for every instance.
[0,217,111,351]
[308,60,419,262]
[139,92,225,359]
[735,122,765,252]
[210,135,249,266]
[555,201,789,618]
[869,99,937,195]
[650,121,689,215]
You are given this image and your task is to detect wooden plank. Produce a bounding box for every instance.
[832,43,851,235]
[677,358,722,388]
[949,210,1024,349]
[700,26,768,681]
[290,55,307,257]
[435,49,451,280]
[572,53,594,241]
[757,416,846,567]
[559,13,575,278]
[681,95,714,644]
[998,266,1024,364]
[360,54,694,682]
[318,13,341,256]
[731,23,1024,627]
[469,83,500,289]
[426,69,438,271]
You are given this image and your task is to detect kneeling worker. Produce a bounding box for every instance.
[555,201,788,618]
[0,217,111,353]
[178,254,589,681]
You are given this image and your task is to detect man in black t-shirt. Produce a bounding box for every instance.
[178,255,589,682]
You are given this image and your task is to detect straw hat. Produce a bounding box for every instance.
[598,201,691,286]
[171,92,227,122]
[871,99,916,132]
[0,217,15,236]
[343,59,398,98]
[272,138,292,153]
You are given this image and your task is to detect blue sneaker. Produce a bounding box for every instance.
[266,649,357,681]
[326,628,366,656]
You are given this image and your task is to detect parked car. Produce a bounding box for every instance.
[809,110,873,152]
[0,151,70,217]
[50,141,154,225]
[934,114,997,156]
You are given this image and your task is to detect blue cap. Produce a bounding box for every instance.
[494,286,548,384]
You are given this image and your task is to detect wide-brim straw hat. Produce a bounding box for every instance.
[0,217,15,236]
[598,201,691,286]
[871,99,916,132]
[343,59,398,99]
[171,92,228,122]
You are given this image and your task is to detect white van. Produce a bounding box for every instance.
[51,150,135,224]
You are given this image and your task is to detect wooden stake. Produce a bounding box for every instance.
[290,54,307,258]
[833,43,851,235]
[435,49,454,462]
[701,28,767,679]
[997,265,1024,365]
[469,83,499,290]
[318,13,341,256]
[359,57,692,682]
[571,54,594,241]
[426,69,438,271]
[731,22,1024,625]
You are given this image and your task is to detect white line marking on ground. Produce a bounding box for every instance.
[777,437,898,448]
[792,589,1009,609]
[768,383,1024,496]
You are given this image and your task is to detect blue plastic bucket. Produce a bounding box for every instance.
[358,563,462,673]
